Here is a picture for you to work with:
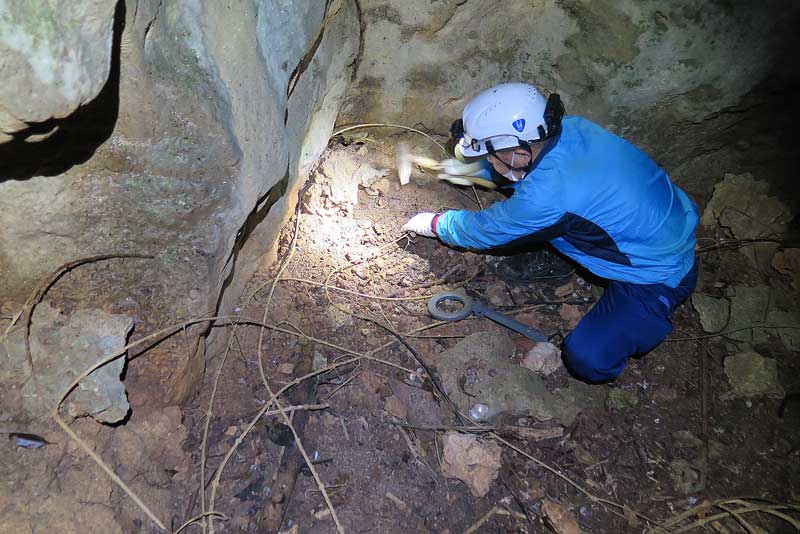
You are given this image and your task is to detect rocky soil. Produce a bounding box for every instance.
[2,135,799,533]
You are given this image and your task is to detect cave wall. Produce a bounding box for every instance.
[340,0,800,200]
[0,0,359,417]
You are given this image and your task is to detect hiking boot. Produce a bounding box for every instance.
[496,249,574,282]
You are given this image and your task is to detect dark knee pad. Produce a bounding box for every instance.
[563,335,624,384]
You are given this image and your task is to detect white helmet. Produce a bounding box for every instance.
[456,83,561,158]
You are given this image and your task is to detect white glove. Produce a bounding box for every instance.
[401,212,436,237]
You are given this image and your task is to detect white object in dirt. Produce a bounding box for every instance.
[441,431,502,497]
[468,403,490,422]
[521,342,563,376]
[395,143,494,189]
[396,143,412,185]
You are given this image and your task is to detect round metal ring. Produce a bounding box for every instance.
[427,291,473,321]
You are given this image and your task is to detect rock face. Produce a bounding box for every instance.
[340,0,800,192]
[0,303,133,423]
[0,0,117,140]
[0,0,359,413]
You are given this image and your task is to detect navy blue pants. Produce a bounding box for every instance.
[563,261,698,383]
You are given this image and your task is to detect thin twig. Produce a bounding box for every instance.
[173,512,228,534]
[16,254,152,393]
[666,324,800,341]
[320,240,467,424]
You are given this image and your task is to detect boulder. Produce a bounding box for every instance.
[436,331,583,426]
[0,0,117,136]
[0,303,132,423]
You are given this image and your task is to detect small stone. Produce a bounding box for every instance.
[224,425,238,437]
[607,388,639,410]
[722,351,784,400]
[372,177,393,195]
[441,432,502,497]
[521,342,562,376]
[278,363,295,375]
[691,294,730,333]
[555,281,574,298]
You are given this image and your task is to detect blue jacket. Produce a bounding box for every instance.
[435,116,698,288]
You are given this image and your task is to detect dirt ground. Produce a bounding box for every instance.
[3,134,799,533]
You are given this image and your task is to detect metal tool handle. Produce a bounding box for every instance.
[471,301,549,342]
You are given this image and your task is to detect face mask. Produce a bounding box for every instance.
[502,152,523,181]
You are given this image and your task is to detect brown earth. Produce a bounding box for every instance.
[2,134,799,533]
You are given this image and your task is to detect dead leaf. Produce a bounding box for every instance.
[441,432,502,497]
[623,505,639,529]
[542,500,582,534]
[558,304,583,329]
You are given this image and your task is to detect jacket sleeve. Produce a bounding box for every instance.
[434,179,565,249]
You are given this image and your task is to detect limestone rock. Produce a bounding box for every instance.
[701,173,791,272]
[441,432,501,497]
[436,332,582,426]
[701,174,791,239]
[726,285,771,343]
[0,0,117,135]
[722,352,784,400]
[691,294,730,333]
[0,303,132,423]
[724,284,800,351]
[772,249,800,290]
[342,2,797,174]
[521,342,563,376]
[764,309,800,352]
